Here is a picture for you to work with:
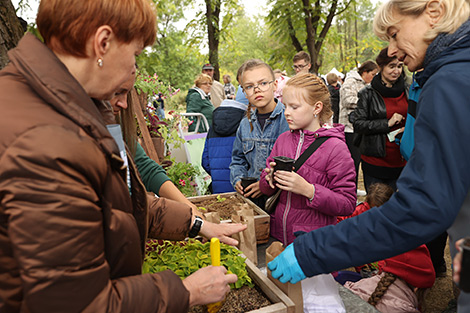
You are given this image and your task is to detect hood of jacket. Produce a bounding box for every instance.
[212,100,247,136]
[187,87,209,100]
[293,124,347,141]
[344,70,363,83]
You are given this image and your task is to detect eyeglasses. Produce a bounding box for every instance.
[292,64,309,70]
[243,81,274,96]
[201,82,213,86]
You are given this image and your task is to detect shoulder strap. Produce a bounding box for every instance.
[293,137,329,172]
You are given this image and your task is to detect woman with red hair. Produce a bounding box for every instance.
[0,0,243,311]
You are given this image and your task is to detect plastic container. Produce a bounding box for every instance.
[241,177,258,189]
[273,156,295,173]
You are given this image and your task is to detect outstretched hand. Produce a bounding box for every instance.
[199,221,247,246]
[183,266,238,306]
[267,243,306,284]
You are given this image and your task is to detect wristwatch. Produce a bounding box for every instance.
[188,216,204,238]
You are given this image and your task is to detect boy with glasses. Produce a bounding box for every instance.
[292,51,312,74]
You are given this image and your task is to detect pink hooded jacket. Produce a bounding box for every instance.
[260,125,356,245]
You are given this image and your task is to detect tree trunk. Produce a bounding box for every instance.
[205,0,221,82]
[287,15,303,52]
[0,0,24,70]
[302,0,339,74]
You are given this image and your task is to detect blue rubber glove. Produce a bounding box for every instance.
[267,243,306,284]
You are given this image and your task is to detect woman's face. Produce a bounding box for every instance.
[109,75,135,115]
[99,39,142,101]
[198,81,212,95]
[361,69,378,84]
[386,10,432,72]
[381,59,403,85]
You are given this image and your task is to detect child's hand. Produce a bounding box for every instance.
[244,181,263,198]
[274,171,314,199]
[235,180,243,195]
[453,238,465,285]
[264,162,277,189]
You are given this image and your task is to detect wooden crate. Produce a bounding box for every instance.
[245,256,296,313]
[189,192,270,244]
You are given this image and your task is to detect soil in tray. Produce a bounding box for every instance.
[189,285,272,313]
[192,195,259,220]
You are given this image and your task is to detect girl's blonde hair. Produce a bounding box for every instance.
[237,59,276,131]
[284,73,333,125]
[374,0,470,43]
[194,74,212,88]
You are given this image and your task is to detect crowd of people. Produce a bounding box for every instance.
[1,0,469,312]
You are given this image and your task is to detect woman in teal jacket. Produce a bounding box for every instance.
[186,74,214,133]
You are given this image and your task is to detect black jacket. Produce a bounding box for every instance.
[352,85,388,157]
[327,84,340,123]
[352,83,409,157]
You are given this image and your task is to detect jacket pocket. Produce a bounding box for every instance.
[242,140,255,155]
[360,133,386,157]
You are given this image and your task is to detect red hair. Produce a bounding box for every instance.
[37,0,157,57]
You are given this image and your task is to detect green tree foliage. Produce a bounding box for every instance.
[137,0,206,92]
[265,0,385,75]
[320,0,385,74]
[266,0,354,74]
[218,11,275,83]
[185,0,240,81]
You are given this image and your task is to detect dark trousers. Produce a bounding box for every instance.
[426,231,448,270]
[362,172,399,193]
[345,132,361,188]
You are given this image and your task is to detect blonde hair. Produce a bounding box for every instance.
[374,0,470,43]
[37,0,156,57]
[284,73,333,125]
[194,74,212,88]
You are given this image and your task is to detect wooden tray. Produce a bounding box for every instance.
[189,192,270,244]
[245,256,296,313]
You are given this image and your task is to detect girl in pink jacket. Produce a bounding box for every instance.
[260,73,356,245]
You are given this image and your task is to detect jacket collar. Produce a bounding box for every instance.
[249,98,285,122]
[418,21,470,87]
[8,33,120,158]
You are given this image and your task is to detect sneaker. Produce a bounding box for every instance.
[357,189,367,196]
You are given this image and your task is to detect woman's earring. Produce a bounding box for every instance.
[97,58,103,67]
[314,114,318,118]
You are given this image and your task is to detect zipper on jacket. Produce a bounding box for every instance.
[282,130,304,245]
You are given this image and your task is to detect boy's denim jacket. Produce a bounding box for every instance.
[230,100,290,188]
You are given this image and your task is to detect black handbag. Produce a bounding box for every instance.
[265,137,329,213]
